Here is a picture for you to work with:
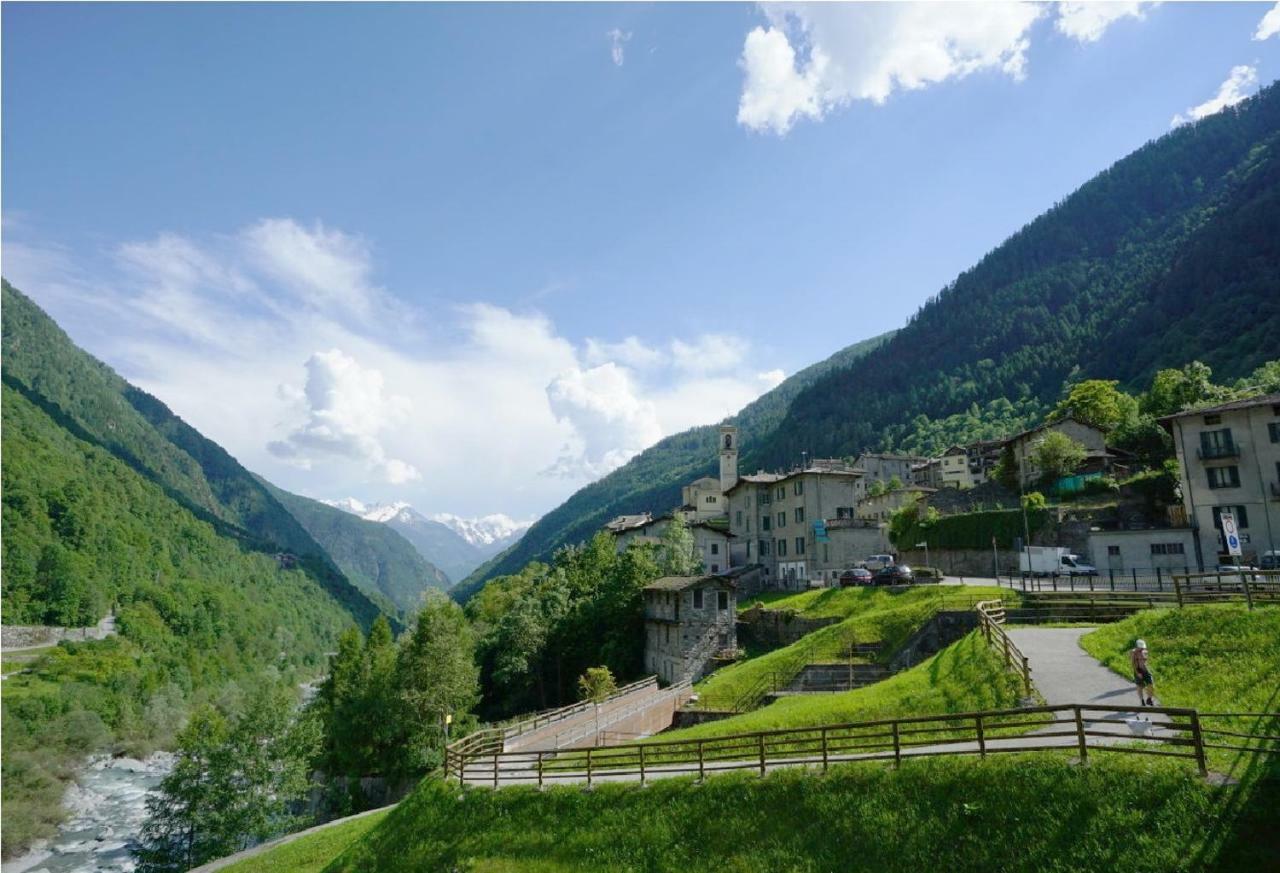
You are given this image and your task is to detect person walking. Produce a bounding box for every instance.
[1130,639,1155,706]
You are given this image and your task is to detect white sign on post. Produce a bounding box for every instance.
[1220,512,1242,557]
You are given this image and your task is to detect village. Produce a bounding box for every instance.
[607,393,1280,685]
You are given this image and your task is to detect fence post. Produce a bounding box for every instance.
[639,744,646,786]
[821,727,830,774]
[1088,573,1094,593]
[758,733,767,777]
[698,740,706,782]
[892,721,901,769]
[1132,568,1138,591]
[1244,574,1256,611]
[1157,568,1163,592]
[975,715,986,759]
[1190,711,1208,777]
[1175,574,1184,607]
[1074,705,1088,765]
[586,748,593,789]
[493,751,500,789]
[537,751,544,790]
[1021,655,1032,698]
[1002,633,1011,666]
[1109,568,1115,592]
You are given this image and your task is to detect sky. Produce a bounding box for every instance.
[4,2,1279,523]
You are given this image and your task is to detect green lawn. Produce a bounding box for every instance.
[1079,604,1280,770]
[699,585,1012,706]
[220,808,391,873]
[314,754,1276,873]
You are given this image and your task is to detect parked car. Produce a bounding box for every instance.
[839,568,873,587]
[1259,551,1280,571]
[872,565,913,586]
[861,554,896,571]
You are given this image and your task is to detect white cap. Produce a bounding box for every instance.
[1136,639,1147,649]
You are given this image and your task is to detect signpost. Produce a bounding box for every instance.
[1221,512,1242,559]
[916,541,930,572]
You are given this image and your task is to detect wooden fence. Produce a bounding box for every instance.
[444,702,1233,787]
[975,599,1032,697]
[491,675,660,741]
[1172,571,1280,609]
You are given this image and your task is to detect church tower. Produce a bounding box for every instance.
[719,425,739,493]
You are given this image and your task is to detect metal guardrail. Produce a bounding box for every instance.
[444,703,1273,787]
[492,675,660,741]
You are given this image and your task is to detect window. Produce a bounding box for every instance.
[1207,465,1241,489]
[1199,428,1236,459]
[795,537,805,555]
[710,543,719,555]
[762,515,771,532]
[777,511,786,528]
[794,507,805,524]
[710,564,719,573]
[759,539,770,557]
[776,486,786,501]
[1150,543,1185,556]
[777,538,787,557]
[1270,421,1280,444]
[1212,505,1249,529]
[1107,545,1120,556]
[693,589,704,609]
[705,495,717,504]
[794,480,804,496]
[717,591,729,611]
[1203,414,1222,425]
[736,510,743,525]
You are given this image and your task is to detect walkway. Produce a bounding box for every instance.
[1006,626,1150,709]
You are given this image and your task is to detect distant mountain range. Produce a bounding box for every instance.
[321,499,533,583]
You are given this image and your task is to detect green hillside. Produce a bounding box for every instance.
[463,83,1280,600]
[266,483,451,615]
[1,280,383,627]
[452,329,896,601]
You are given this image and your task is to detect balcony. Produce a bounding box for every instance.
[1197,443,1240,460]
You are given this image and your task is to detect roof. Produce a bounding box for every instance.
[604,513,653,533]
[685,476,720,489]
[1158,392,1280,424]
[855,451,929,463]
[643,573,736,592]
[1003,415,1106,445]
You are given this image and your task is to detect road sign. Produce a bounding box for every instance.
[1220,512,1242,557]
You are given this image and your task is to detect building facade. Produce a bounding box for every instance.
[853,452,928,487]
[642,574,738,684]
[1162,393,1280,569]
[856,485,935,521]
[1006,417,1109,488]
[681,476,725,521]
[606,514,733,574]
[1086,529,1198,575]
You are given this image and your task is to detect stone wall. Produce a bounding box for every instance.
[887,611,979,672]
[735,606,837,650]
[1,614,115,649]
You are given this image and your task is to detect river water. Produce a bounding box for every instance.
[2,753,174,873]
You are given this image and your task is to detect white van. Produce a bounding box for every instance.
[861,554,895,571]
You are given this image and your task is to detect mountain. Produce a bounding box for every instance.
[322,500,494,583]
[462,82,1280,601]
[264,485,451,614]
[452,328,897,601]
[429,513,533,555]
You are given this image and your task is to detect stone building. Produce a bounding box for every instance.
[605,513,733,574]
[681,476,726,522]
[856,485,936,521]
[1005,416,1110,488]
[853,452,928,487]
[642,573,738,684]
[1161,393,1280,568]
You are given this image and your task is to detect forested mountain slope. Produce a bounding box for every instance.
[464,82,1280,599]
[1,281,382,627]
[453,329,895,601]
[761,84,1280,464]
[266,483,451,614]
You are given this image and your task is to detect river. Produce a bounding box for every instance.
[2,753,174,873]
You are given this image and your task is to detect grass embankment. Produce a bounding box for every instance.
[1080,604,1280,769]
[701,585,1011,705]
[660,631,1030,744]
[266,754,1275,872]
[220,808,390,873]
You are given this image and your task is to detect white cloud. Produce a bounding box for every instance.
[1256,3,1280,41]
[1171,65,1258,127]
[738,3,1044,135]
[607,28,632,66]
[3,221,785,515]
[269,349,419,483]
[757,369,786,390]
[1054,2,1155,43]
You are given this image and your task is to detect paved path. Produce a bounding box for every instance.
[1006,626,1150,709]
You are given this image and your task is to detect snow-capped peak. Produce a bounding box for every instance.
[361,501,414,523]
[321,497,369,515]
[429,513,534,548]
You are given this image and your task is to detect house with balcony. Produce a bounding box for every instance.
[1160,392,1280,569]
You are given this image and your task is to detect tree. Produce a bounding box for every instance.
[886,475,903,492]
[1140,361,1231,417]
[577,665,618,741]
[1050,379,1137,431]
[1022,491,1047,512]
[1236,359,1280,394]
[396,598,480,772]
[657,515,700,576]
[137,684,317,873]
[866,480,887,498]
[993,443,1020,491]
[1029,431,1087,484]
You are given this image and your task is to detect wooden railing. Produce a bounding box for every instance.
[975,599,1032,697]
[1172,571,1280,609]
[445,703,1229,786]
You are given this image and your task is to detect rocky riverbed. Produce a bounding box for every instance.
[2,753,174,873]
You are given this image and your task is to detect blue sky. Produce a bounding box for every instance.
[4,2,1278,521]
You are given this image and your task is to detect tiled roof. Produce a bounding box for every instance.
[1158,392,1280,422]
[643,574,734,592]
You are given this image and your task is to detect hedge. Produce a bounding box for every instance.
[892,507,1048,550]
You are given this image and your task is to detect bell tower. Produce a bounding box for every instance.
[719,425,739,493]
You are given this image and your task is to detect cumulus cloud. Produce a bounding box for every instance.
[269,349,420,483]
[607,28,632,66]
[1171,65,1258,127]
[1054,2,1155,43]
[737,3,1044,134]
[1256,3,1280,41]
[3,220,785,512]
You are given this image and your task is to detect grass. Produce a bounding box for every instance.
[1079,604,1280,770]
[307,753,1277,873]
[220,808,391,873]
[657,631,1032,744]
[698,585,1012,705]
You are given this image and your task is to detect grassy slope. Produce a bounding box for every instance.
[664,632,1028,743]
[221,809,391,873]
[699,586,1011,704]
